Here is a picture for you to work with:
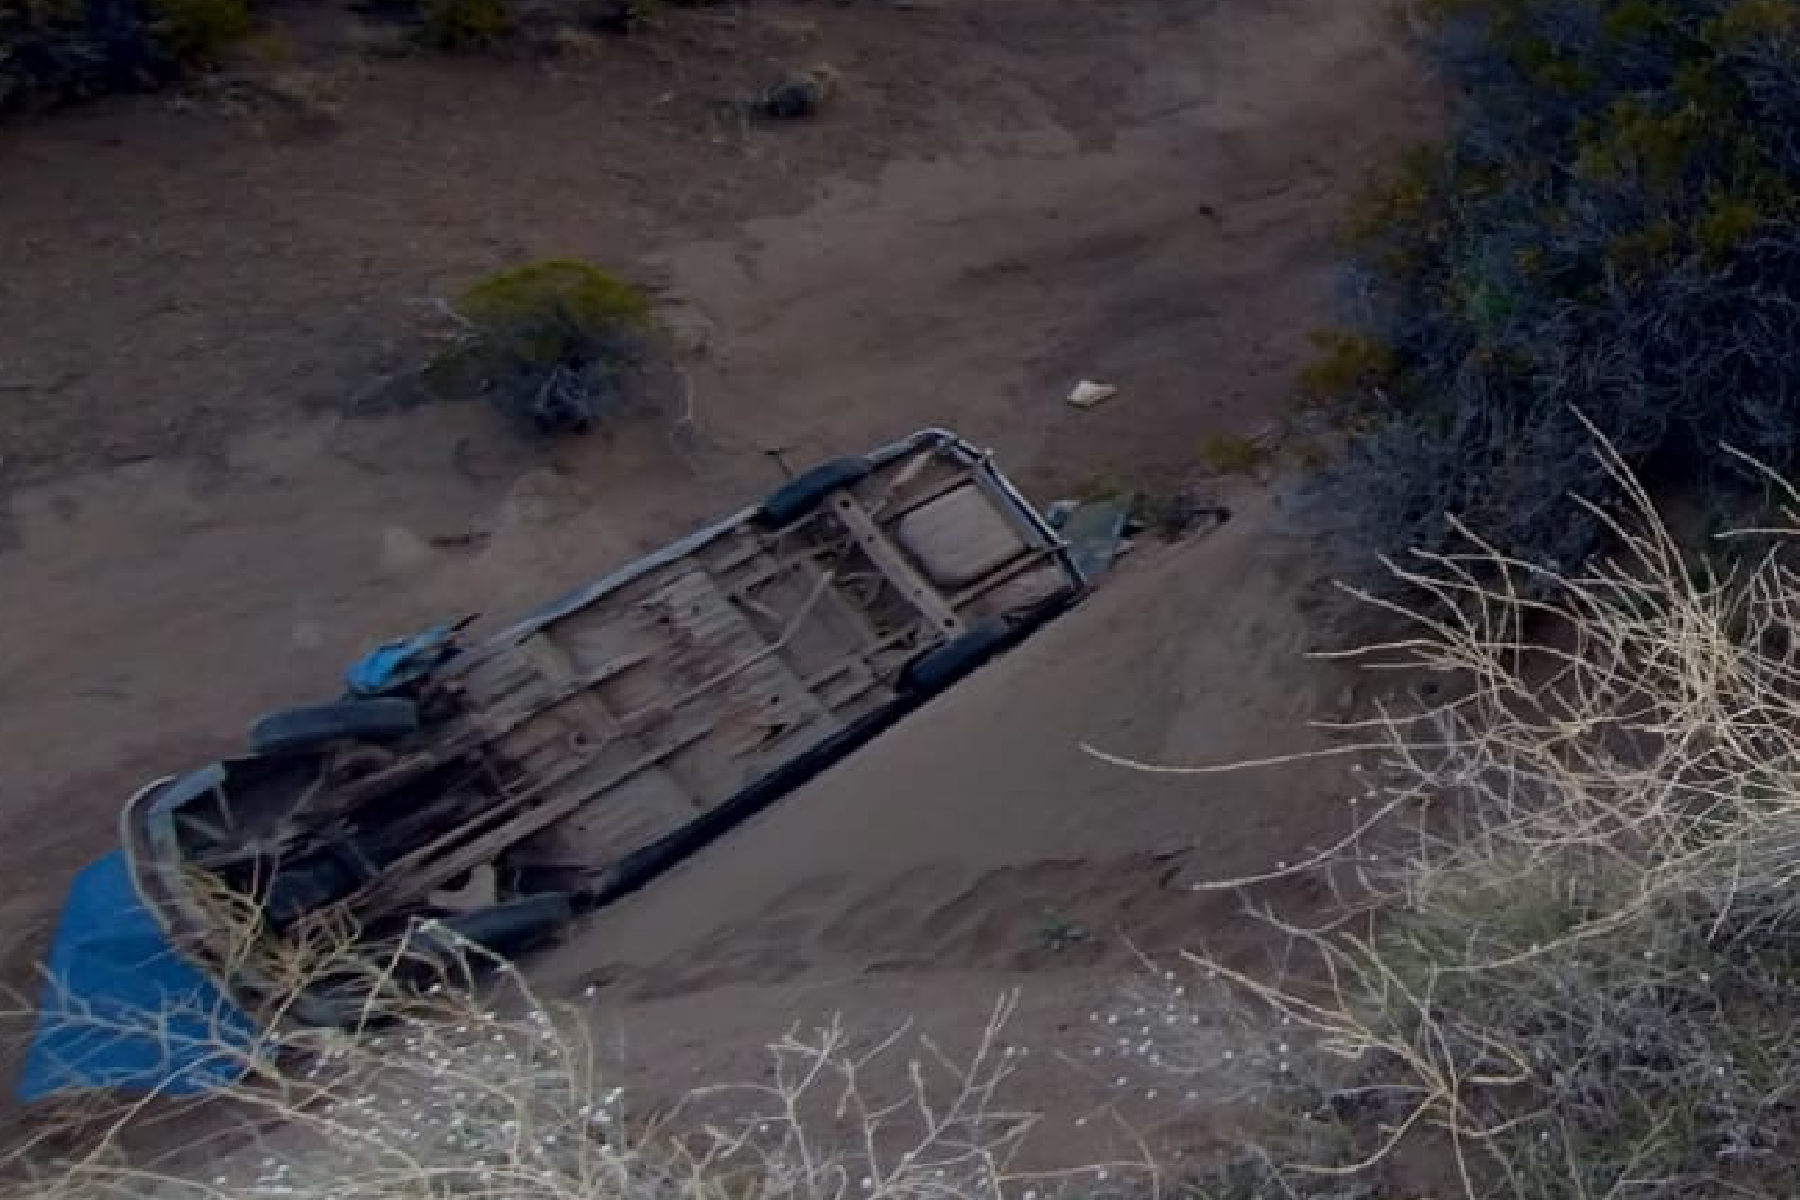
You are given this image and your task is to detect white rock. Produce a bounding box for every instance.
[1066,380,1119,409]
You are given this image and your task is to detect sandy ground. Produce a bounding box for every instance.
[0,0,1431,1155]
[552,498,1409,1168]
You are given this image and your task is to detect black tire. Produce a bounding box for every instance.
[899,616,1012,694]
[250,697,421,756]
[753,457,873,529]
[431,893,574,957]
[274,894,574,1031]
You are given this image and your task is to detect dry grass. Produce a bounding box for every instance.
[1099,430,1800,1198]
[5,920,1151,1200]
[26,421,1800,1198]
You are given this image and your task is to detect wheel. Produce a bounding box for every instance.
[898,616,1012,694]
[249,697,421,756]
[285,894,577,1029]
[753,457,873,529]
[428,893,574,958]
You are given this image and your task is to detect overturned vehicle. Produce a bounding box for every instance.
[120,430,1094,1026]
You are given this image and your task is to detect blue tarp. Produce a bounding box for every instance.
[18,851,258,1102]
[346,619,470,696]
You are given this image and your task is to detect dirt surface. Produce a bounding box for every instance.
[552,499,1419,1168]
[0,0,1431,1152]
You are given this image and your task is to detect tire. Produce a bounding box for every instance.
[899,616,1012,694]
[431,893,574,957]
[284,894,576,1029]
[249,697,421,756]
[753,457,873,529]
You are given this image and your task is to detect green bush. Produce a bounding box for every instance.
[356,0,665,52]
[152,0,251,61]
[415,0,513,51]
[457,257,654,342]
[1289,0,1800,601]
[436,258,658,435]
[0,0,250,111]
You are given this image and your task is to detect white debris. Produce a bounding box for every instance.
[1066,380,1119,409]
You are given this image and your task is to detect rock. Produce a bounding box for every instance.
[1066,380,1119,409]
[752,65,838,119]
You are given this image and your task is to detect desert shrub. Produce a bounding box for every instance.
[1290,0,1800,597]
[414,0,513,50]
[434,258,659,435]
[365,0,662,52]
[0,0,250,112]
[152,0,250,59]
[1130,453,1800,1198]
[3,960,1066,1200]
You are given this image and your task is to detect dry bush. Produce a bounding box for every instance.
[5,919,1139,1200]
[1114,435,1800,1198]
